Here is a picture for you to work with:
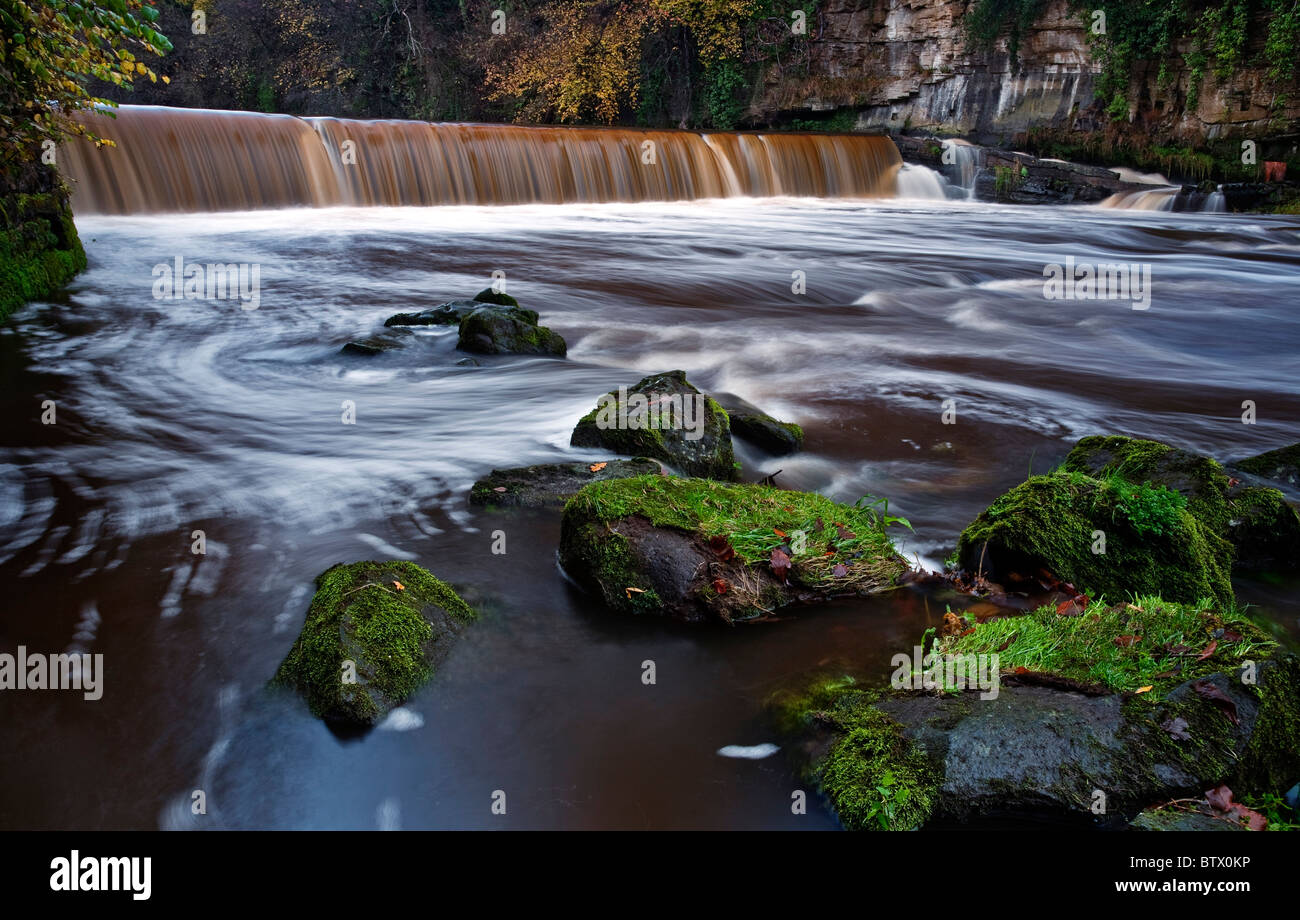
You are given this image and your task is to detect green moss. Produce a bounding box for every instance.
[0,187,87,322]
[272,560,475,725]
[473,287,520,307]
[1236,442,1300,483]
[940,595,1272,698]
[956,471,1234,605]
[1238,654,1300,795]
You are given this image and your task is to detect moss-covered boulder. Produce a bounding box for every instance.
[559,475,909,623]
[1235,442,1300,489]
[772,598,1299,828]
[272,561,475,727]
[457,304,566,356]
[384,300,479,327]
[955,471,1234,605]
[712,392,804,456]
[1059,434,1300,574]
[570,371,736,479]
[470,458,662,508]
[473,287,519,307]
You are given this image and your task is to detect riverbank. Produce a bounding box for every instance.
[0,167,86,322]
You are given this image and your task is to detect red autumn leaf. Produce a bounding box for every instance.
[1221,629,1243,642]
[959,627,976,637]
[835,524,856,540]
[708,534,735,561]
[1113,634,1142,647]
[589,462,607,473]
[1056,599,1084,617]
[1014,666,1029,674]
[1205,784,1234,812]
[1193,679,1240,725]
[1197,640,1218,662]
[711,578,729,595]
[1231,804,1268,831]
[769,548,792,583]
[773,528,787,538]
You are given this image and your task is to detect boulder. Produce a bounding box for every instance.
[1234,442,1300,489]
[457,303,565,356]
[469,458,662,508]
[272,561,475,727]
[712,392,804,456]
[472,287,520,307]
[559,474,909,623]
[772,599,1300,829]
[570,371,735,479]
[340,327,412,357]
[384,300,480,327]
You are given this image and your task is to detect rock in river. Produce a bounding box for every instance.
[469,458,662,508]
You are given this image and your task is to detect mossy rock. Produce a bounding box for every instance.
[1235,442,1300,489]
[470,458,662,508]
[473,287,520,307]
[457,304,565,356]
[0,179,87,322]
[570,371,736,479]
[955,471,1234,606]
[772,599,1298,828]
[712,392,804,456]
[1060,434,1298,573]
[271,561,475,727]
[384,300,480,327]
[340,328,412,356]
[558,474,909,623]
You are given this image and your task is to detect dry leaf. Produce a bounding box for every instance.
[589,462,607,473]
[1135,685,1153,694]
[392,581,404,591]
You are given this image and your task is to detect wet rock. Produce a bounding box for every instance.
[712,392,804,456]
[455,357,480,367]
[473,287,520,307]
[271,561,475,728]
[469,458,662,508]
[457,303,565,356]
[384,300,480,327]
[1129,808,1248,831]
[570,370,735,479]
[772,601,1300,829]
[559,474,909,623]
[1234,442,1300,489]
[340,328,412,356]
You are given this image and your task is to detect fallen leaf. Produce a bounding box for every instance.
[1220,629,1243,643]
[832,563,848,577]
[774,528,787,538]
[769,548,791,583]
[1205,784,1234,812]
[1056,599,1084,617]
[711,578,729,595]
[996,634,1017,653]
[1197,640,1218,661]
[493,486,507,493]
[589,462,607,473]
[708,535,735,561]
[625,587,646,599]
[1114,634,1142,648]
[1160,716,1191,740]
[392,581,404,591]
[1126,603,1144,612]
[1135,685,1153,694]
[1192,679,1240,725]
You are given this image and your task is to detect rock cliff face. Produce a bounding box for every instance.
[772,0,1298,146]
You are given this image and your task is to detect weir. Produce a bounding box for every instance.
[60,105,902,214]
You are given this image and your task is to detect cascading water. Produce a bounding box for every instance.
[1100,184,1228,213]
[59,105,902,214]
[894,163,949,199]
[940,139,979,199]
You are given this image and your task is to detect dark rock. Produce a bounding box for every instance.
[384,300,480,327]
[469,458,662,508]
[1234,442,1300,489]
[457,304,565,356]
[570,370,735,479]
[455,357,480,367]
[712,392,804,455]
[340,328,412,357]
[1129,809,1248,831]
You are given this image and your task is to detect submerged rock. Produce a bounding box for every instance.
[272,561,475,727]
[384,300,480,327]
[340,328,412,357]
[457,303,566,356]
[1235,442,1300,489]
[772,599,1299,829]
[559,474,909,623]
[570,371,735,479]
[469,458,662,508]
[712,392,804,456]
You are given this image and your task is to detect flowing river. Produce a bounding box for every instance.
[2,108,1299,829]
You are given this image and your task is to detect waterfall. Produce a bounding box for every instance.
[940,139,979,199]
[59,105,903,214]
[895,163,949,199]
